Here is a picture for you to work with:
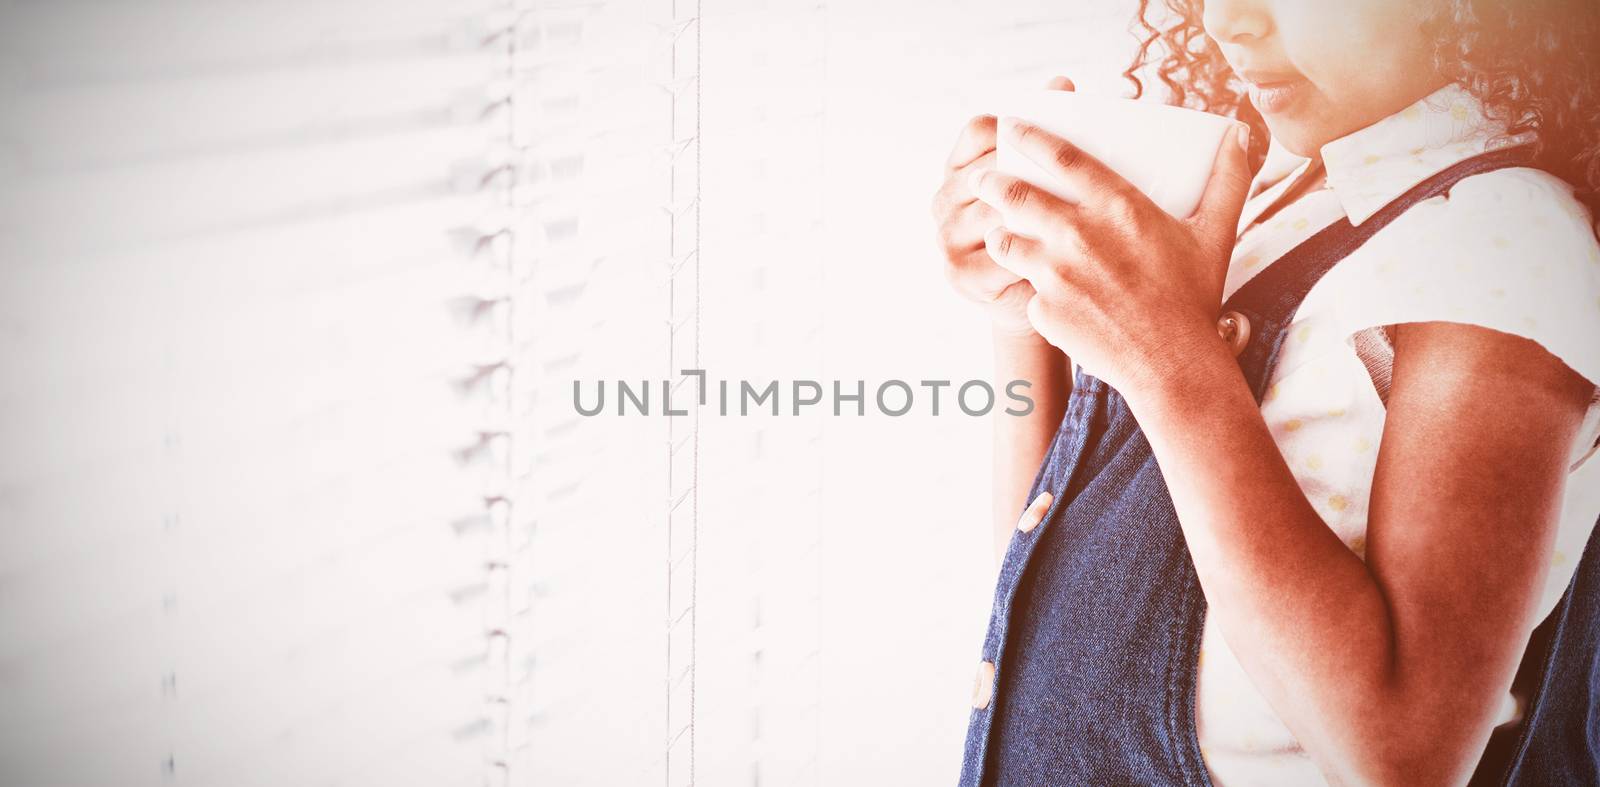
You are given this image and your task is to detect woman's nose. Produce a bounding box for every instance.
[1202,0,1272,44]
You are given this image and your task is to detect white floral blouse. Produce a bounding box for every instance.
[1195,83,1600,786]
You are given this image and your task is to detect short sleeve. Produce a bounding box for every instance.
[1326,167,1600,390]
[1323,167,1600,463]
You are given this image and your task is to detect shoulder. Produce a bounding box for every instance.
[1381,165,1597,259]
[1318,165,1600,389]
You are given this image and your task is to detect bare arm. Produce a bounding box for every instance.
[932,112,1067,563]
[991,329,1070,563]
[932,79,1081,565]
[1129,322,1592,785]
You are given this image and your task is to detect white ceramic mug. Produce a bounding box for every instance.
[993,90,1239,219]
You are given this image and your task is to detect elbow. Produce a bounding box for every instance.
[1345,760,1471,787]
[1320,728,1487,787]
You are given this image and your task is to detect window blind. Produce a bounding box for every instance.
[0,2,521,784]
[0,1,1134,785]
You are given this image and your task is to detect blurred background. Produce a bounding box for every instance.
[0,1,1136,784]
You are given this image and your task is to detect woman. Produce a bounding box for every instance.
[930,0,1600,784]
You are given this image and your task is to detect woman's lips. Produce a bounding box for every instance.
[1244,75,1310,115]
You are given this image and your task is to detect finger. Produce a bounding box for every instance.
[967,167,1081,246]
[999,118,1140,210]
[946,114,997,171]
[952,243,1025,296]
[932,150,997,216]
[1043,75,1076,92]
[983,226,1053,283]
[1190,123,1255,234]
[938,201,1002,252]
[959,149,997,174]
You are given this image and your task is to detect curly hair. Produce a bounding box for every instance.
[1122,0,1600,215]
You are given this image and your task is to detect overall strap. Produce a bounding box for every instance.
[1222,145,1536,402]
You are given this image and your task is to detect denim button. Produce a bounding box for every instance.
[1217,310,1252,357]
[1016,492,1053,533]
[972,661,996,709]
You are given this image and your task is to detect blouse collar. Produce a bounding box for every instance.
[1317,82,1530,226]
[1245,83,1532,229]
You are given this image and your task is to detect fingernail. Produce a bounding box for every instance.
[1236,124,1251,152]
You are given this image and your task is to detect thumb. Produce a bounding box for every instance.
[1190,123,1255,236]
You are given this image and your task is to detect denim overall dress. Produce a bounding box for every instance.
[959,147,1600,786]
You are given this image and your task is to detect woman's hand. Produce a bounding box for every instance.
[931,78,1077,338]
[970,117,1255,397]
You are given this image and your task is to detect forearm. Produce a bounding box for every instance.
[1123,343,1441,783]
[991,328,1070,563]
